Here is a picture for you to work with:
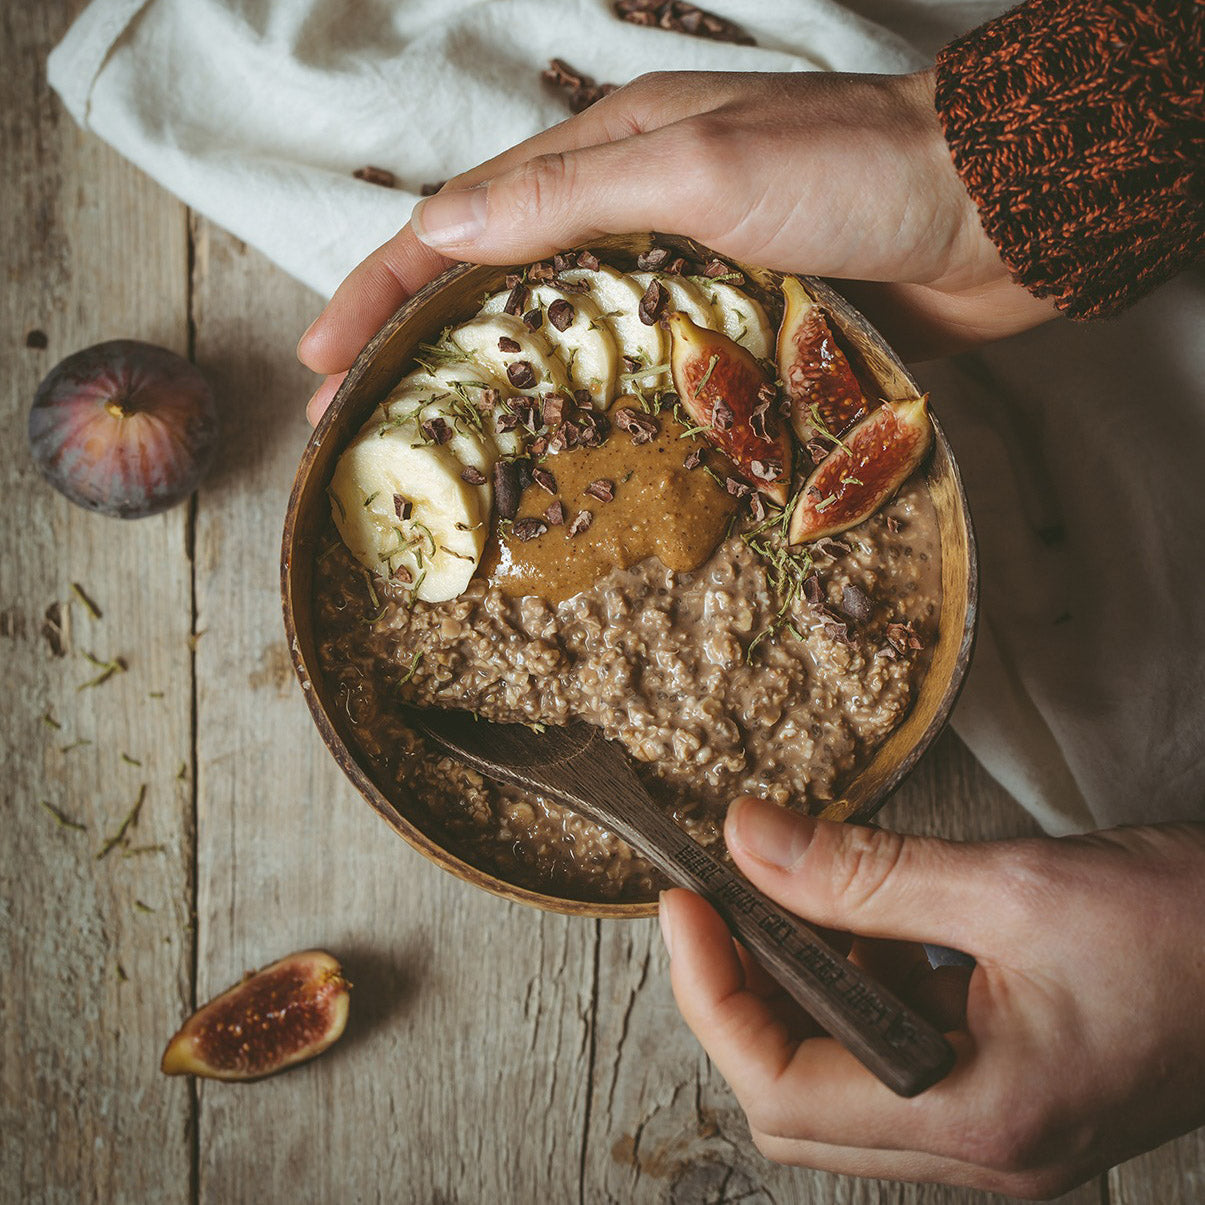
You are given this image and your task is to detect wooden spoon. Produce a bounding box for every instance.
[411,708,956,1098]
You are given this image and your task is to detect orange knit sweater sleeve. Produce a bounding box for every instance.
[934,0,1204,319]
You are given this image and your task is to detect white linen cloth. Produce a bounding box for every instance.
[49,0,1205,835]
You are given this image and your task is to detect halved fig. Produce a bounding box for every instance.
[788,397,932,545]
[161,949,350,1081]
[668,312,790,506]
[777,277,867,445]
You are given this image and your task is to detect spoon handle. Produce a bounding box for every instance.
[568,763,956,1098]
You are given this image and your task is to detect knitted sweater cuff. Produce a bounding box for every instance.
[934,0,1204,319]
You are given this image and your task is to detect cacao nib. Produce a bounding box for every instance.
[806,439,830,465]
[613,406,659,445]
[542,393,566,427]
[567,510,593,537]
[576,250,601,271]
[748,492,766,522]
[552,252,576,273]
[353,165,396,188]
[531,466,558,494]
[544,500,566,526]
[504,282,529,315]
[750,400,771,442]
[811,536,850,558]
[748,459,780,481]
[711,397,734,431]
[683,446,704,470]
[542,58,583,89]
[663,256,686,275]
[561,420,582,449]
[513,457,535,492]
[636,246,671,270]
[493,461,520,520]
[460,465,487,486]
[638,278,668,325]
[886,515,903,534]
[528,435,550,458]
[393,494,412,521]
[477,386,501,412]
[506,360,537,389]
[495,411,520,433]
[513,517,548,542]
[497,335,522,354]
[529,261,556,283]
[887,621,925,653]
[840,583,874,624]
[613,1,756,46]
[573,388,593,407]
[577,410,610,447]
[420,417,452,445]
[803,574,824,605]
[622,355,642,374]
[547,299,575,330]
[505,273,523,289]
[584,478,615,503]
[725,477,751,498]
[522,307,544,330]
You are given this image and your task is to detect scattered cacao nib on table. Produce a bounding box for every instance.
[353,166,397,188]
[613,0,756,44]
[542,58,618,113]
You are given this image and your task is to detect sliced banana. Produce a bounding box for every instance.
[446,314,569,398]
[479,285,618,408]
[694,279,774,361]
[329,417,486,604]
[380,375,496,516]
[558,264,668,394]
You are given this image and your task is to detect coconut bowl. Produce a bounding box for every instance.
[282,233,978,919]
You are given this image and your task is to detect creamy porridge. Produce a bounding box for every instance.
[314,251,940,901]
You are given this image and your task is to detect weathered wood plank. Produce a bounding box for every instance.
[0,6,193,1203]
[581,731,1103,1203]
[188,225,594,1202]
[1110,1128,1205,1205]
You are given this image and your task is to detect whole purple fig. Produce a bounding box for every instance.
[28,340,218,518]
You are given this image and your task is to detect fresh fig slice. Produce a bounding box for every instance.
[668,312,791,505]
[161,949,350,1081]
[788,397,932,545]
[777,277,868,445]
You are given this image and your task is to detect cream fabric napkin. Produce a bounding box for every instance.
[49,0,1205,835]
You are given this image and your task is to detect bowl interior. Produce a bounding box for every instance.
[282,233,978,918]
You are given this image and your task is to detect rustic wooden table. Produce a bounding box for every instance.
[3,6,1201,1203]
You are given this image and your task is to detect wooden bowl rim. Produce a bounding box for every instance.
[282,250,978,920]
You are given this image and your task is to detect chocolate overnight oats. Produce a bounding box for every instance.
[313,251,940,902]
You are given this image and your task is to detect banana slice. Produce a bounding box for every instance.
[557,264,667,394]
[328,417,486,604]
[446,314,570,397]
[479,285,618,408]
[694,280,774,361]
[380,374,497,516]
[630,271,721,333]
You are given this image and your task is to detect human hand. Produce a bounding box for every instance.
[659,797,1205,1196]
[298,68,1057,424]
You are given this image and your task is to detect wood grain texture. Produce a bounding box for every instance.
[188,225,595,1202]
[3,11,1199,1198]
[0,5,193,1203]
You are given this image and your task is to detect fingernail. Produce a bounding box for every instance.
[411,184,487,249]
[728,796,814,870]
[658,891,674,958]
